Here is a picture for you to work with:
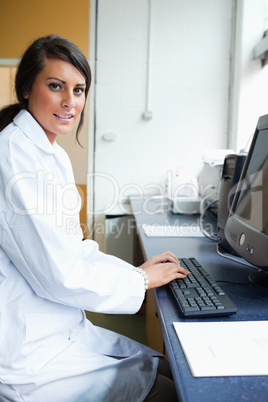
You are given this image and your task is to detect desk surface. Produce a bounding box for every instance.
[131,197,268,402]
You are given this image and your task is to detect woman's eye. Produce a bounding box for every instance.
[74,87,85,95]
[49,83,62,91]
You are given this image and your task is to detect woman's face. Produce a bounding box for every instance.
[25,58,86,144]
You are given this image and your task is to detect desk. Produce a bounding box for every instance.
[131,197,268,402]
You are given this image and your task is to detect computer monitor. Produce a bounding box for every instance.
[224,114,268,285]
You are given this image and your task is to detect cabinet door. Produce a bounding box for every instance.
[146,290,165,354]
[0,66,17,107]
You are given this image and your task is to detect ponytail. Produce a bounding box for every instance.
[0,103,25,132]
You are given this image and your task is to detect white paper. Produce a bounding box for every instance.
[173,321,268,377]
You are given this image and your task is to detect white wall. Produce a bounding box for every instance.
[89,0,268,250]
[229,0,268,153]
[93,0,233,220]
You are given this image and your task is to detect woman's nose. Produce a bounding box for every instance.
[61,91,75,108]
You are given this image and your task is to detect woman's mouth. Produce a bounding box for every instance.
[54,113,74,119]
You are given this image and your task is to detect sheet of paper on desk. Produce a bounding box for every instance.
[142,224,204,237]
[173,321,268,377]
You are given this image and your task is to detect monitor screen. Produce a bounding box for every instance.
[224,114,268,271]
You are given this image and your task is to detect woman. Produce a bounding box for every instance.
[0,35,189,401]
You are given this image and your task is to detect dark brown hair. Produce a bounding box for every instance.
[0,35,91,142]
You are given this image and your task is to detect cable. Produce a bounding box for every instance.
[215,279,252,286]
[199,198,219,240]
[216,244,258,270]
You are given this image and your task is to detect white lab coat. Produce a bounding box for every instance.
[0,110,161,402]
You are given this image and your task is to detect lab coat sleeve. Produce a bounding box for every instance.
[0,135,145,314]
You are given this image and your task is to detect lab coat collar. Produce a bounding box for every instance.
[13,109,60,155]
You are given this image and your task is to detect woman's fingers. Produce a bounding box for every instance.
[165,262,190,278]
[138,251,179,269]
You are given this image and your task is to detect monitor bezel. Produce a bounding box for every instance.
[224,114,268,270]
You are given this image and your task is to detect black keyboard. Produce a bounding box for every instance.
[168,257,237,317]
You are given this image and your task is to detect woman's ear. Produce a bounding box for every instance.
[23,86,30,100]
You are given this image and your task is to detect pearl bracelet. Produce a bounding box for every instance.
[133,267,149,291]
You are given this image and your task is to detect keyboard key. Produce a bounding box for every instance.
[184,306,200,312]
[201,305,216,311]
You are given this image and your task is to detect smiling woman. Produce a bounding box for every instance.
[0,35,184,402]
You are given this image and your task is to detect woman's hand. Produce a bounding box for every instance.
[138,251,190,290]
